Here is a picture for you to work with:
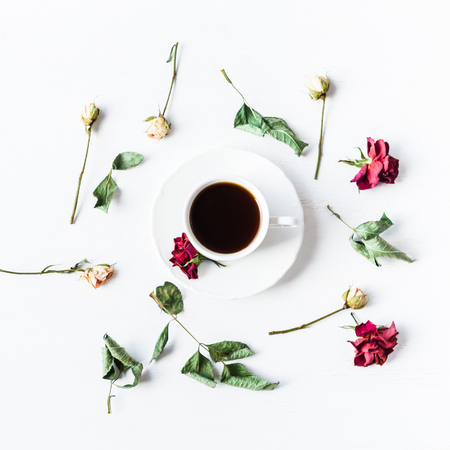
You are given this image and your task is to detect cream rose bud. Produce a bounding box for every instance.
[343,287,368,310]
[82,264,114,289]
[307,76,330,100]
[145,115,169,140]
[81,103,100,129]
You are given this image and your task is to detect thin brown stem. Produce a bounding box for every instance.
[327,205,355,230]
[162,43,178,116]
[314,96,326,180]
[0,268,83,275]
[70,127,92,224]
[269,307,346,335]
[150,292,201,345]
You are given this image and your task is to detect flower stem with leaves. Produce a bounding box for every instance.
[70,103,100,224]
[269,286,368,335]
[150,282,279,390]
[327,205,414,266]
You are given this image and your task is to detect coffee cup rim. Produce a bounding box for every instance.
[182,175,270,261]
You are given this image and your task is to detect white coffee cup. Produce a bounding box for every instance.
[183,175,298,261]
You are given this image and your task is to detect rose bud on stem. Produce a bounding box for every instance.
[70,102,100,224]
[306,76,330,180]
[268,287,368,335]
[145,42,178,140]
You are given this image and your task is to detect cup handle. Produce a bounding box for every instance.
[269,216,298,228]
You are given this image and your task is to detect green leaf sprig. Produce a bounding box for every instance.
[328,205,414,266]
[150,282,279,391]
[221,69,308,157]
[0,258,89,276]
[102,334,143,414]
[93,152,144,213]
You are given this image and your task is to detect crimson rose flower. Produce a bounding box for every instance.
[170,233,199,279]
[169,233,225,280]
[349,320,398,367]
[340,138,399,190]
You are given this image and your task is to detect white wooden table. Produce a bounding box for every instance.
[1,1,448,449]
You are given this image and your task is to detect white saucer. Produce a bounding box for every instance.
[151,149,304,299]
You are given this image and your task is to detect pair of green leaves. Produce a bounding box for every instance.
[93,152,144,213]
[102,334,143,413]
[345,211,414,266]
[150,281,279,391]
[221,69,308,157]
[102,334,143,388]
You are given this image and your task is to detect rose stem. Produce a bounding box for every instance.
[351,312,359,325]
[268,307,346,335]
[0,268,83,275]
[107,371,120,414]
[162,42,178,117]
[314,95,326,180]
[221,69,258,120]
[150,291,204,348]
[327,205,355,230]
[70,127,92,224]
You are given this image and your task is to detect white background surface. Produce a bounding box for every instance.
[0,1,449,449]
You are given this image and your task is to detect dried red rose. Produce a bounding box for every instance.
[349,320,398,367]
[340,138,399,190]
[170,233,199,279]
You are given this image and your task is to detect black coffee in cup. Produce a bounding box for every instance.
[189,182,261,254]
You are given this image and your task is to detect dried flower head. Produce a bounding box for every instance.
[145,115,169,140]
[81,103,100,130]
[343,287,368,310]
[82,264,114,289]
[307,75,330,100]
[349,321,398,366]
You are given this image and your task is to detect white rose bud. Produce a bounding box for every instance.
[307,75,330,100]
[145,115,169,140]
[81,264,114,289]
[343,287,368,310]
[81,103,100,129]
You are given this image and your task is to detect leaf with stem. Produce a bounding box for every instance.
[150,322,170,363]
[93,172,118,213]
[220,363,279,391]
[112,152,144,170]
[181,350,216,388]
[207,341,254,362]
[155,281,183,315]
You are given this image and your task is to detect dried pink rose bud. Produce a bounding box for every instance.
[343,287,368,310]
[81,103,100,130]
[145,115,169,140]
[307,75,330,100]
[82,264,114,289]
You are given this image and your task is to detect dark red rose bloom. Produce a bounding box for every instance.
[351,138,399,190]
[170,233,199,280]
[349,320,398,367]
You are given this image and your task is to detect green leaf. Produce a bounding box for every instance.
[41,264,59,272]
[181,350,216,388]
[234,103,266,137]
[155,281,183,315]
[354,213,393,240]
[263,117,308,156]
[70,258,90,270]
[361,235,414,264]
[150,322,170,363]
[207,341,254,362]
[93,174,118,213]
[220,363,279,391]
[233,104,308,156]
[144,115,157,122]
[102,334,143,389]
[112,152,144,171]
[350,234,381,267]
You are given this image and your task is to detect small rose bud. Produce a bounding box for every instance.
[81,103,100,129]
[82,264,114,289]
[145,115,169,140]
[307,75,330,100]
[343,287,368,310]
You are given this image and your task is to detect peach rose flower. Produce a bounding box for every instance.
[145,116,169,140]
[82,265,114,289]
